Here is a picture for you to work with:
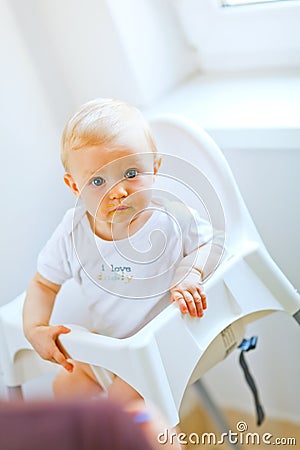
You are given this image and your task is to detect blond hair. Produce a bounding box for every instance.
[61,98,157,171]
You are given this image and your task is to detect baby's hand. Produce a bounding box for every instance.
[27,325,74,372]
[170,273,207,318]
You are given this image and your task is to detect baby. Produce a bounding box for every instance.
[23,98,217,403]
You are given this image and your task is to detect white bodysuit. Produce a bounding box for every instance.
[37,199,212,338]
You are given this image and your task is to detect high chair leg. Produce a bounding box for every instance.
[294,309,300,325]
[193,380,243,450]
[7,386,23,401]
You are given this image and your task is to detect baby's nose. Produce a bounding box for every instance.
[108,182,128,199]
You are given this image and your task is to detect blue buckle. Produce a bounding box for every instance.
[238,336,258,352]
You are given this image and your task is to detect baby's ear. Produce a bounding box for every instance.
[64,173,80,196]
[153,156,162,175]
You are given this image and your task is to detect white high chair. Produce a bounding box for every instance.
[0,115,299,428]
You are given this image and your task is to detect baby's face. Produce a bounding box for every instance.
[65,125,160,228]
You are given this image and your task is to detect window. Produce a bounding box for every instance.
[172,0,300,72]
[221,0,296,6]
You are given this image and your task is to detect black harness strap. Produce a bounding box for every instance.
[238,336,265,426]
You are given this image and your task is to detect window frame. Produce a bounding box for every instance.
[173,0,300,72]
[221,0,296,6]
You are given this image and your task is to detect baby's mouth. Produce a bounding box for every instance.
[115,205,129,211]
[107,203,131,213]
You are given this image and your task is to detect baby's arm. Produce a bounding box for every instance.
[170,241,223,317]
[23,272,73,372]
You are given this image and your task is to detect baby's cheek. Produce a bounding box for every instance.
[82,195,106,218]
[129,186,151,203]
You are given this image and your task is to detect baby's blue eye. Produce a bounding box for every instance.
[91,176,105,187]
[125,168,138,179]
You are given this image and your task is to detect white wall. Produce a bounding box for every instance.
[0,0,73,303]
[8,0,196,112]
[107,0,197,105]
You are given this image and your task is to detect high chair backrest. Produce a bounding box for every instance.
[149,114,263,254]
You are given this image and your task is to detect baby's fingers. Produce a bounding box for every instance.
[171,291,188,315]
[171,289,206,318]
[172,290,198,317]
[50,325,73,371]
[51,325,71,340]
[182,291,198,317]
[191,290,204,318]
[197,286,207,310]
[52,347,74,372]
